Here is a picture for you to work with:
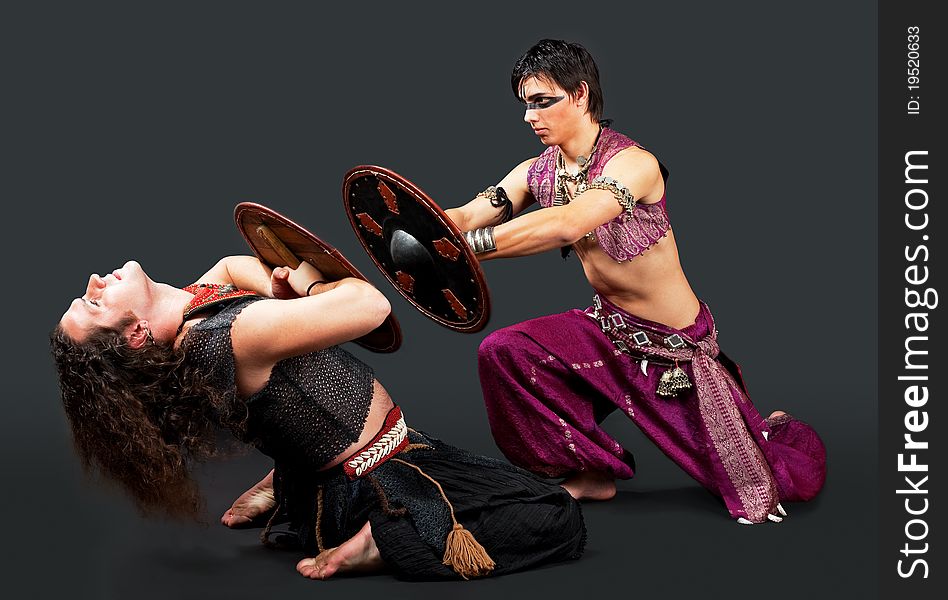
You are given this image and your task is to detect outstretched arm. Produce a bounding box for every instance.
[478,149,663,260]
[445,158,537,231]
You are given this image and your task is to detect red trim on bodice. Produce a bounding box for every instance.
[182,283,259,322]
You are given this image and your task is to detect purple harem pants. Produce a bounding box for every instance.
[478,297,826,522]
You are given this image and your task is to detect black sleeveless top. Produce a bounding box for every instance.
[182,296,375,469]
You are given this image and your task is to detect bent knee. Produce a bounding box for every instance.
[478,326,532,364]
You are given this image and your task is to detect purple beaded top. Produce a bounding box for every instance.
[527,128,671,262]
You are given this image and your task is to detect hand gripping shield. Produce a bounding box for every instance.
[342,166,491,333]
[234,202,402,353]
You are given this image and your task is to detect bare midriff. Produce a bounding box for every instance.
[572,227,701,330]
[319,379,396,471]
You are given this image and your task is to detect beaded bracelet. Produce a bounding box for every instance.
[476,185,499,201]
[305,280,327,296]
[476,185,513,223]
[585,176,636,217]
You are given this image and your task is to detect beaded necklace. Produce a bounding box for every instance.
[552,125,603,207]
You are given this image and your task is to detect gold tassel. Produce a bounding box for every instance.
[314,486,326,552]
[443,523,496,580]
[392,458,496,579]
[259,499,282,548]
[403,443,431,452]
[657,360,692,397]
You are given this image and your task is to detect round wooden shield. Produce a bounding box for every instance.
[234,202,402,353]
[342,166,490,333]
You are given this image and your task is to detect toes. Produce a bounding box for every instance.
[296,562,313,578]
[297,550,339,580]
[736,517,755,525]
[767,513,783,523]
[296,557,322,579]
[777,503,788,517]
[220,510,251,528]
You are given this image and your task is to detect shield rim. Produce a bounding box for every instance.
[342,165,491,333]
[234,201,403,353]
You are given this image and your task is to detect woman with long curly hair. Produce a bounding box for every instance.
[52,255,585,580]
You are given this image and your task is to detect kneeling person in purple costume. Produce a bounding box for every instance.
[52,255,585,580]
[446,39,826,525]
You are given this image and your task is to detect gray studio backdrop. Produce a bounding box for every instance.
[5,1,876,599]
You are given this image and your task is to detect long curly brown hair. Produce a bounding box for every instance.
[50,316,246,520]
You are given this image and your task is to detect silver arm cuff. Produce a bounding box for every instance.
[464,226,497,254]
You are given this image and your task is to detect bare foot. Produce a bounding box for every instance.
[221,469,276,528]
[296,521,385,580]
[561,471,616,501]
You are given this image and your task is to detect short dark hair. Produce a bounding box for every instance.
[511,39,604,121]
